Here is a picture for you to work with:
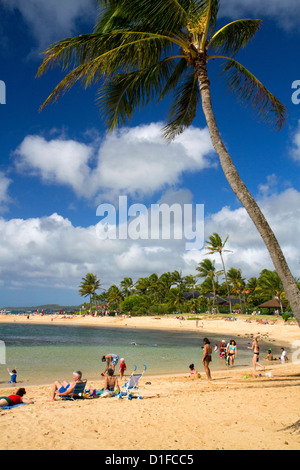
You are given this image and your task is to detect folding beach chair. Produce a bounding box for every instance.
[119,365,147,400]
[61,380,87,401]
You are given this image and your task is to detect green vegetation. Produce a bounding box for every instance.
[78,234,295,317]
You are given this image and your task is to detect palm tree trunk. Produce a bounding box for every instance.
[220,252,232,314]
[196,57,300,326]
[211,277,216,312]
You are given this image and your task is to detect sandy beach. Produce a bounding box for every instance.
[0,314,299,450]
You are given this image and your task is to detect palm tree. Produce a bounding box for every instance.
[171,270,185,292]
[157,272,173,303]
[135,276,150,295]
[37,0,300,325]
[205,233,232,312]
[196,258,222,311]
[256,269,286,313]
[120,276,135,297]
[107,284,123,308]
[79,273,102,312]
[227,267,246,313]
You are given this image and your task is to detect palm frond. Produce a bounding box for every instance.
[163,70,200,140]
[97,57,177,130]
[220,58,287,130]
[209,19,262,56]
[37,31,182,109]
[36,34,104,77]
[193,0,220,32]
[159,58,188,101]
[102,0,191,35]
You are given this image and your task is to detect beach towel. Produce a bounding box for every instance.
[0,403,32,410]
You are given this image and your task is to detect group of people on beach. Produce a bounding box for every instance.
[1,336,290,406]
[50,353,126,401]
[191,336,289,382]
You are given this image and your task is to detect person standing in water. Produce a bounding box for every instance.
[202,338,212,381]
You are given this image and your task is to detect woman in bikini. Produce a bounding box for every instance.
[248,337,265,372]
[227,340,237,367]
[102,368,120,397]
[202,338,212,381]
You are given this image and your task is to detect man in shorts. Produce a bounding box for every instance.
[49,371,83,401]
[101,354,119,374]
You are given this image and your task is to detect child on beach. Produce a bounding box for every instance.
[189,363,200,378]
[7,368,17,384]
[119,358,127,380]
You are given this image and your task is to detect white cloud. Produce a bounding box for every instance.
[14,124,216,201]
[0,0,96,52]
[14,135,96,198]
[219,0,300,30]
[290,120,300,162]
[0,188,299,302]
[201,187,300,279]
[258,174,278,197]
[0,171,12,211]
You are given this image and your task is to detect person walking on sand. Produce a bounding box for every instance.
[202,338,212,381]
[248,337,265,372]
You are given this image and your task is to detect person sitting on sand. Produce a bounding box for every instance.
[49,371,83,401]
[101,368,120,397]
[101,354,119,375]
[265,349,274,361]
[189,363,201,378]
[7,367,17,384]
[0,388,33,407]
[278,348,288,363]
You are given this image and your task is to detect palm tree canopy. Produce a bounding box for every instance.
[256,269,285,301]
[205,232,231,255]
[37,0,287,138]
[79,272,101,297]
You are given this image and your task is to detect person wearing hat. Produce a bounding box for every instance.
[265,349,274,361]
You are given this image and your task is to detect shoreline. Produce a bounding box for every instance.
[1,312,298,347]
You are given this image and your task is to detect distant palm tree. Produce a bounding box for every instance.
[205,233,232,312]
[79,273,102,312]
[37,0,300,325]
[227,267,246,313]
[157,272,173,303]
[196,258,222,311]
[256,269,286,313]
[120,277,135,297]
[135,277,150,295]
[107,284,123,308]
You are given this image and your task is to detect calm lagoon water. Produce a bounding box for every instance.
[0,322,283,385]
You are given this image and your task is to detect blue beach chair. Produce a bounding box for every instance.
[118,365,147,400]
[61,380,87,401]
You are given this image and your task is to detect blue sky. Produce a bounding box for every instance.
[0,0,300,307]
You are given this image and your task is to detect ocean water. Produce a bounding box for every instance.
[0,322,283,385]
